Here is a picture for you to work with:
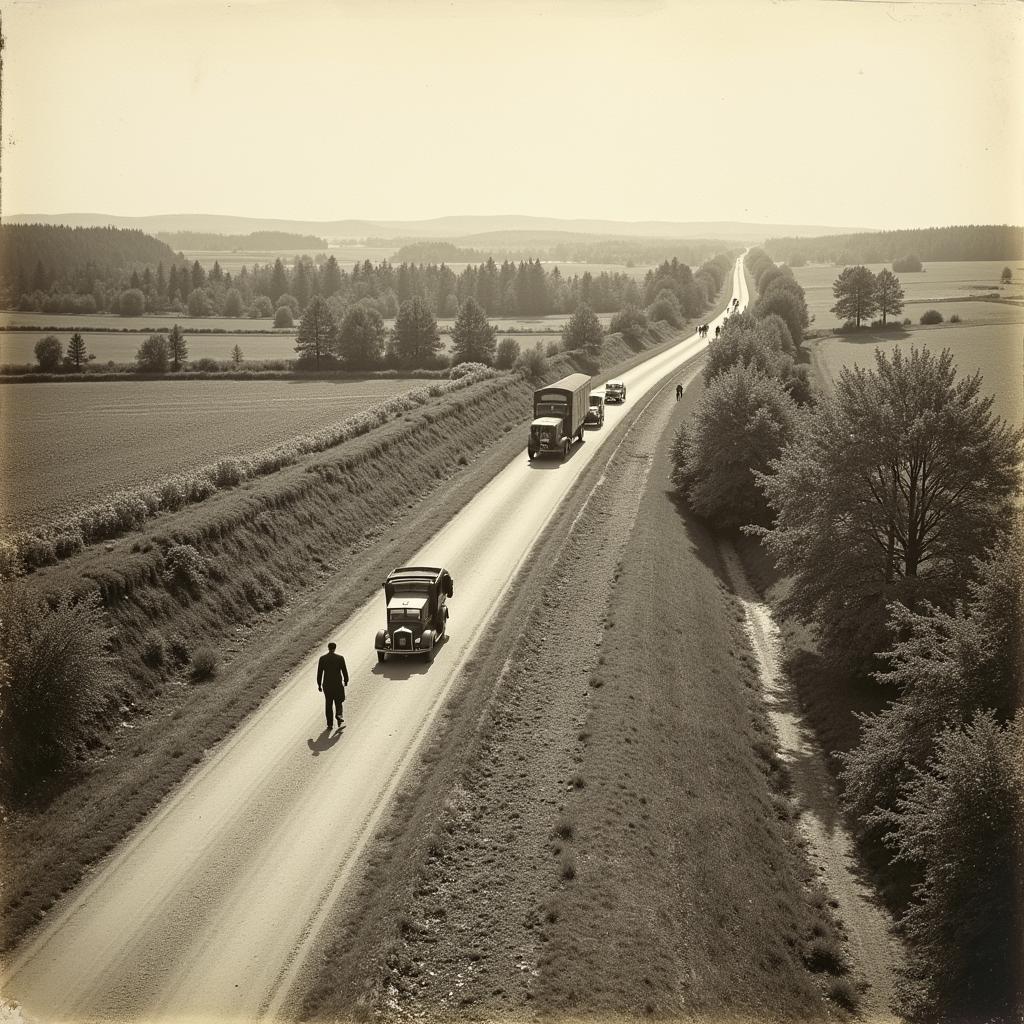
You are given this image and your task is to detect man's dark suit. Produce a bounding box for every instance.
[317,651,349,728]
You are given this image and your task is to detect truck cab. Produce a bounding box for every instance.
[375,566,454,662]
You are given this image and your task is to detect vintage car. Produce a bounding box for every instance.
[374,566,454,662]
[585,393,605,427]
[604,381,626,404]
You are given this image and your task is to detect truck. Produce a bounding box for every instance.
[604,380,626,404]
[585,393,605,427]
[528,372,591,461]
[374,566,454,663]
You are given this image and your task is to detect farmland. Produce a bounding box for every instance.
[811,322,1024,426]
[791,259,1024,331]
[0,377,424,530]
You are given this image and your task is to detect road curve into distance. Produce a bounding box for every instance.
[4,259,749,1024]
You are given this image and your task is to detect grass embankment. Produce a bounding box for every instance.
[300,350,846,1021]
[0,317,690,954]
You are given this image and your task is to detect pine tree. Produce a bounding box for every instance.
[231,344,244,366]
[391,297,442,367]
[167,324,189,371]
[830,265,878,327]
[67,331,89,371]
[450,297,496,365]
[873,268,905,325]
[294,295,339,369]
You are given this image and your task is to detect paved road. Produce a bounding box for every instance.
[3,261,748,1023]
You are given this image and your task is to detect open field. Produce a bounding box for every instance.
[791,259,1024,330]
[811,322,1024,426]
[0,330,565,367]
[180,244,397,273]
[0,377,423,530]
[0,311,280,332]
[1,331,293,365]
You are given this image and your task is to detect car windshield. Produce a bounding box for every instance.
[389,608,421,621]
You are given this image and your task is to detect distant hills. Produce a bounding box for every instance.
[5,212,874,244]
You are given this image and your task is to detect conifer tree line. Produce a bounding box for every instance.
[763,223,1024,267]
[674,247,1024,1023]
[3,222,736,322]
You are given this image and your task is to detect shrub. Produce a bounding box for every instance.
[160,544,208,589]
[274,305,294,328]
[919,309,943,325]
[495,337,520,369]
[141,630,168,667]
[545,339,561,357]
[34,335,63,372]
[949,313,961,323]
[517,344,547,379]
[609,304,649,348]
[0,580,114,797]
[191,357,220,372]
[449,361,489,380]
[191,646,219,681]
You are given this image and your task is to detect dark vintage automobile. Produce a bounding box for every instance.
[585,393,605,427]
[604,381,626,404]
[374,566,454,662]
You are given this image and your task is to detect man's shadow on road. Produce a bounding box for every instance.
[307,725,344,756]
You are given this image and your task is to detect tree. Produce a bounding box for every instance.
[276,293,299,316]
[231,344,244,366]
[274,306,294,328]
[187,288,211,317]
[873,268,904,325]
[34,335,62,371]
[119,288,145,317]
[758,346,1024,668]
[135,334,171,373]
[223,287,244,317]
[320,255,343,297]
[294,296,339,369]
[672,365,799,530]
[450,297,496,365]
[390,297,442,368]
[167,324,188,371]
[561,304,604,353]
[893,254,923,273]
[67,331,90,371]
[648,290,683,328]
[495,337,520,369]
[609,305,649,347]
[830,265,878,327]
[338,304,386,369]
[1000,266,1012,284]
[250,295,273,318]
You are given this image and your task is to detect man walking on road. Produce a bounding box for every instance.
[317,642,349,730]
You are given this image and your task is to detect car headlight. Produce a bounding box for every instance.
[414,637,421,645]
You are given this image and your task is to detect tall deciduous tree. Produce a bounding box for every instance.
[672,364,799,530]
[873,268,905,325]
[758,346,1023,667]
[135,334,171,373]
[390,297,441,368]
[561,304,604,353]
[830,265,878,327]
[67,331,89,371]
[450,297,496,365]
[338,304,386,369]
[294,296,339,369]
[167,323,188,371]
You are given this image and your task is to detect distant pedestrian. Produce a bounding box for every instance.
[317,642,350,730]
[675,383,684,400]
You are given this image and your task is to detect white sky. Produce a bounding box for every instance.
[3,0,1022,228]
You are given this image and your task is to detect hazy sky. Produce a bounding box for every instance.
[4,0,1022,228]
